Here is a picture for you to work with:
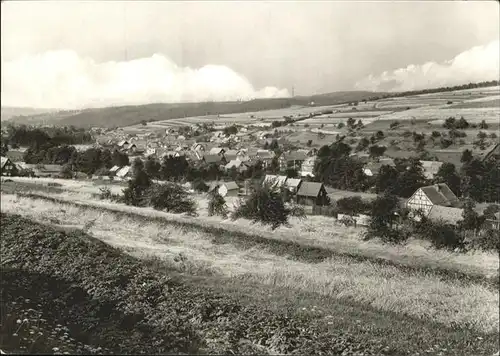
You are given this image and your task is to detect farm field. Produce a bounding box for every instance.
[1,190,499,355]
[118,86,500,136]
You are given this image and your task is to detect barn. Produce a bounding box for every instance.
[296,182,329,206]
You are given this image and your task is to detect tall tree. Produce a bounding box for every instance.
[433,163,461,196]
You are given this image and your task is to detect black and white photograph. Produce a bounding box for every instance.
[1,0,499,355]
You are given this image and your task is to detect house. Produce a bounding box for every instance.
[209,147,226,156]
[202,154,227,166]
[296,182,329,206]
[256,149,275,168]
[263,174,287,189]
[109,165,121,176]
[208,181,240,197]
[115,166,132,181]
[279,151,308,171]
[300,156,317,177]
[406,183,460,221]
[225,159,248,173]
[223,149,239,162]
[0,156,16,176]
[420,160,444,180]
[285,178,302,194]
[33,164,64,178]
[117,140,130,150]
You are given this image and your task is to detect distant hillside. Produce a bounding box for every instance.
[5,92,386,129]
[4,80,498,129]
[1,107,61,121]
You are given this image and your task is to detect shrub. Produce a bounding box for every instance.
[470,229,500,252]
[421,220,465,250]
[99,187,112,200]
[231,183,305,230]
[208,190,229,218]
[146,183,197,215]
[336,196,371,216]
[192,179,209,193]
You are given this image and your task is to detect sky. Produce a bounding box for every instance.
[1,0,499,109]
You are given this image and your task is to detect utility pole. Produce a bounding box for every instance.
[292,86,295,97]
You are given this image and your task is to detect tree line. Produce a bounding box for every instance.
[313,140,500,203]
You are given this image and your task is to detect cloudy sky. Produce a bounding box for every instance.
[1,1,499,109]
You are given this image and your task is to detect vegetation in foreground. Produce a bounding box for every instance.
[2,213,399,355]
[1,213,499,356]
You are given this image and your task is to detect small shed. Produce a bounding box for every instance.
[1,156,16,176]
[208,181,240,197]
[296,182,329,206]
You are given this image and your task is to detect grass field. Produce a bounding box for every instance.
[1,192,499,356]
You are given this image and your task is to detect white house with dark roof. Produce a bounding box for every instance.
[406,183,462,223]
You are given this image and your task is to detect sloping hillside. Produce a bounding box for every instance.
[5,92,386,129]
[1,107,60,121]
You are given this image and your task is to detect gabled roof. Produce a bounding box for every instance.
[256,149,275,160]
[110,165,121,173]
[223,181,239,191]
[1,156,11,169]
[203,154,224,164]
[263,174,287,187]
[116,166,132,178]
[117,140,129,147]
[209,147,225,155]
[420,183,459,207]
[428,205,464,225]
[225,159,243,169]
[208,181,239,192]
[297,181,324,197]
[285,178,302,189]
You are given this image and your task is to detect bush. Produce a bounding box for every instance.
[208,190,229,218]
[470,229,500,252]
[231,184,305,230]
[99,187,112,200]
[192,179,209,193]
[146,183,197,215]
[422,220,465,250]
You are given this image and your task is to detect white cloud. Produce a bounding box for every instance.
[355,39,500,92]
[0,50,290,109]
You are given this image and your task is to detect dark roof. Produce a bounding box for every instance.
[420,184,459,207]
[1,156,11,169]
[297,182,324,197]
[203,154,224,164]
